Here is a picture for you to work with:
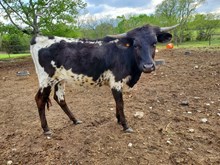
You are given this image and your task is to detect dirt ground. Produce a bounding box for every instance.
[0,48,219,165]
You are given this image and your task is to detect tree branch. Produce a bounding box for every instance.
[29,0,39,34]
[18,0,32,26]
[2,0,31,26]
[0,1,28,34]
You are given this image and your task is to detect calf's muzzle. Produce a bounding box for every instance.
[142,63,155,73]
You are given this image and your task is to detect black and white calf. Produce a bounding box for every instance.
[30,24,178,134]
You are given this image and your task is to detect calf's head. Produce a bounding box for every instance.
[109,24,178,73]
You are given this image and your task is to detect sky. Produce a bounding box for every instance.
[82,0,220,19]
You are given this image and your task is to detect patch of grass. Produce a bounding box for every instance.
[157,39,220,49]
[0,53,30,60]
[176,40,220,48]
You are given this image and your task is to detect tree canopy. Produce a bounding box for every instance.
[0,0,86,36]
[155,0,206,43]
[155,0,206,25]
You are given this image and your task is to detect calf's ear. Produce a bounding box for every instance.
[157,32,172,43]
[116,37,134,49]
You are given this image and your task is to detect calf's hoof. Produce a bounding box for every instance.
[124,127,134,133]
[74,120,83,125]
[44,130,52,135]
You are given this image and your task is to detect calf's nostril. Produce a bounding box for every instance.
[142,64,155,73]
[143,64,154,69]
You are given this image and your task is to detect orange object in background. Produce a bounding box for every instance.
[166,43,174,49]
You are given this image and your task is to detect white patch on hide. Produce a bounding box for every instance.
[102,70,131,91]
[30,44,49,88]
[30,36,105,89]
[50,61,131,92]
[109,39,119,43]
[55,81,65,102]
[86,40,103,46]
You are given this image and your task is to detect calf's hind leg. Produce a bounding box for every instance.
[35,86,52,135]
[54,81,82,125]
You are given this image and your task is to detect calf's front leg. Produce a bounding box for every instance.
[111,88,133,133]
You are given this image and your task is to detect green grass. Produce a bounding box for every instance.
[158,39,220,49]
[0,53,30,60]
[176,40,220,48]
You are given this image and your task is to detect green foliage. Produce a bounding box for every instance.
[95,23,115,38]
[0,25,30,54]
[80,14,162,39]
[155,0,179,25]
[0,24,22,35]
[36,0,86,35]
[2,35,29,54]
[79,17,117,39]
[183,31,193,41]
[155,0,205,43]
[79,12,219,46]
[0,0,219,47]
[191,14,220,41]
[116,14,161,33]
[0,0,86,35]
[155,0,205,25]
[41,23,81,37]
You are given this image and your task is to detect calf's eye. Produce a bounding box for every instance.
[152,43,156,47]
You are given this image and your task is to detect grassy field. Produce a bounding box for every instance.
[158,39,220,49]
[0,53,30,60]
[176,39,220,48]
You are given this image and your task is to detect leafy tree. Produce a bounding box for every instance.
[155,0,179,25]
[79,16,116,39]
[2,35,22,54]
[116,14,161,33]
[156,0,205,25]
[0,24,30,54]
[79,16,101,38]
[155,0,206,43]
[80,14,162,39]
[95,22,115,38]
[0,0,86,36]
[42,23,81,37]
[191,14,220,41]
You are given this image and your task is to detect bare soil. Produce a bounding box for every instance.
[0,48,220,165]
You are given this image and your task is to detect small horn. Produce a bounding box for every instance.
[107,33,127,38]
[160,24,179,32]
